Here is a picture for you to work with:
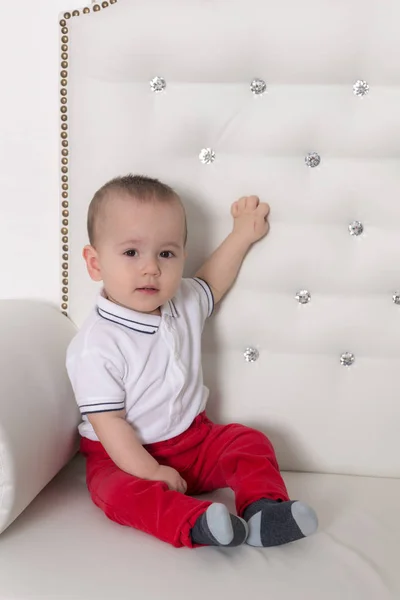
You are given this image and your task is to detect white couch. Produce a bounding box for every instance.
[1,1,400,598]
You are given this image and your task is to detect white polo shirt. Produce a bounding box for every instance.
[66,277,214,444]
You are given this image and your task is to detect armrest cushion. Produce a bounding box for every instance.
[0,300,80,534]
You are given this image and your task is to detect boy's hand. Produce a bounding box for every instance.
[231,195,270,246]
[148,465,187,494]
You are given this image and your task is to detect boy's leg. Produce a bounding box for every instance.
[80,437,247,548]
[190,417,318,547]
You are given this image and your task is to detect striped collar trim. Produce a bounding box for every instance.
[97,292,178,334]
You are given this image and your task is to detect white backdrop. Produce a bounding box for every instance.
[0,0,71,303]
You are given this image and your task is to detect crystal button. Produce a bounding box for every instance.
[340,352,355,366]
[150,76,166,93]
[353,80,369,97]
[393,293,400,305]
[296,290,311,304]
[348,221,364,236]
[244,347,259,362]
[305,152,320,168]
[250,78,267,95]
[199,148,216,164]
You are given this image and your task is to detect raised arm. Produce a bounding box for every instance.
[195,195,270,305]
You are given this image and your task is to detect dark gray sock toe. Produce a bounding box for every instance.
[191,503,249,547]
[244,499,318,547]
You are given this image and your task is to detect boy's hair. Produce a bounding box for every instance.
[87,174,187,247]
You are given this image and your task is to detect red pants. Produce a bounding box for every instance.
[80,412,289,548]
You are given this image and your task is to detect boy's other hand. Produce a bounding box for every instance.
[148,465,188,494]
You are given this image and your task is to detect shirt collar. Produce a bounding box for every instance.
[96,290,178,335]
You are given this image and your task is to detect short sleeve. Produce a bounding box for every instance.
[66,349,126,416]
[182,277,215,323]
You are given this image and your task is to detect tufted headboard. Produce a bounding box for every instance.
[60,0,400,478]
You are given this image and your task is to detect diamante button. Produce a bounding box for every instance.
[250,78,267,95]
[393,293,400,305]
[199,148,216,164]
[296,290,311,304]
[353,80,369,97]
[150,76,166,93]
[244,347,259,362]
[340,352,355,366]
[348,221,364,236]
[305,152,320,168]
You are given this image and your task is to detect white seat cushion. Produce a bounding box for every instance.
[0,453,398,599]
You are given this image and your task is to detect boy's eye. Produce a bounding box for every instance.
[160,251,174,259]
[124,249,137,257]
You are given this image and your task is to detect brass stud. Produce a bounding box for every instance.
[61,52,68,59]
[61,70,68,78]
[62,149,69,157]
[62,271,68,278]
[61,36,68,43]
[62,263,68,270]
[62,246,69,253]
[83,7,90,13]
[62,278,68,285]
[102,1,109,6]
[61,124,68,131]
[61,99,67,106]
[62,254,69,261]
[61,79,67,86]
[64,12,71,19]
[61,303,68,310]
[62,219,69,226]
[62,295,68,302]
[61,107,67,113]
[110,0,117,3]
[62,140,68,148]
[61,60,68,68]
[59,19,66,26]
[61,175,68,182]
[61,158,68,165]
[61,44,68,52]
[61,115,68,122]
[62,192,68,199]
[62,211,69,218]
[61,132,68,139]
[72,10,80,16]
[62,287,68,294]
[61,27,68,34]
[61,165,68,171]
[62,236,68,243]
[60,89,67,96]
[61,227,68,235]
[62,183,69,190]
[93,4,101,11]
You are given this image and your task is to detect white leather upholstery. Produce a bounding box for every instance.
[0,301,80,534]
[0,453,399,599]
[66,0,400,477]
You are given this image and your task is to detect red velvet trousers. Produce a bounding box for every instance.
[80,412,289,548]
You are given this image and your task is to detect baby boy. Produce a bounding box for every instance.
[66,174,318,548]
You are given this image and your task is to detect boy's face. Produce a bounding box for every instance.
[84,195,187,315]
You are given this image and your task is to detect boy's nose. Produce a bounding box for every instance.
[142,258,161,276]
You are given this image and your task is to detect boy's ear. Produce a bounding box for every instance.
[83,245,103,282]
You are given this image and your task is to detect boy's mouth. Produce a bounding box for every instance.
[137,287,159,295]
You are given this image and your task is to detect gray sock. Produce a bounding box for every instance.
[243,499,318,547]
[191,503,249,547]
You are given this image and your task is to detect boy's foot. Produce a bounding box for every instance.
[191,503,249,547]
[243,499,318,547]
